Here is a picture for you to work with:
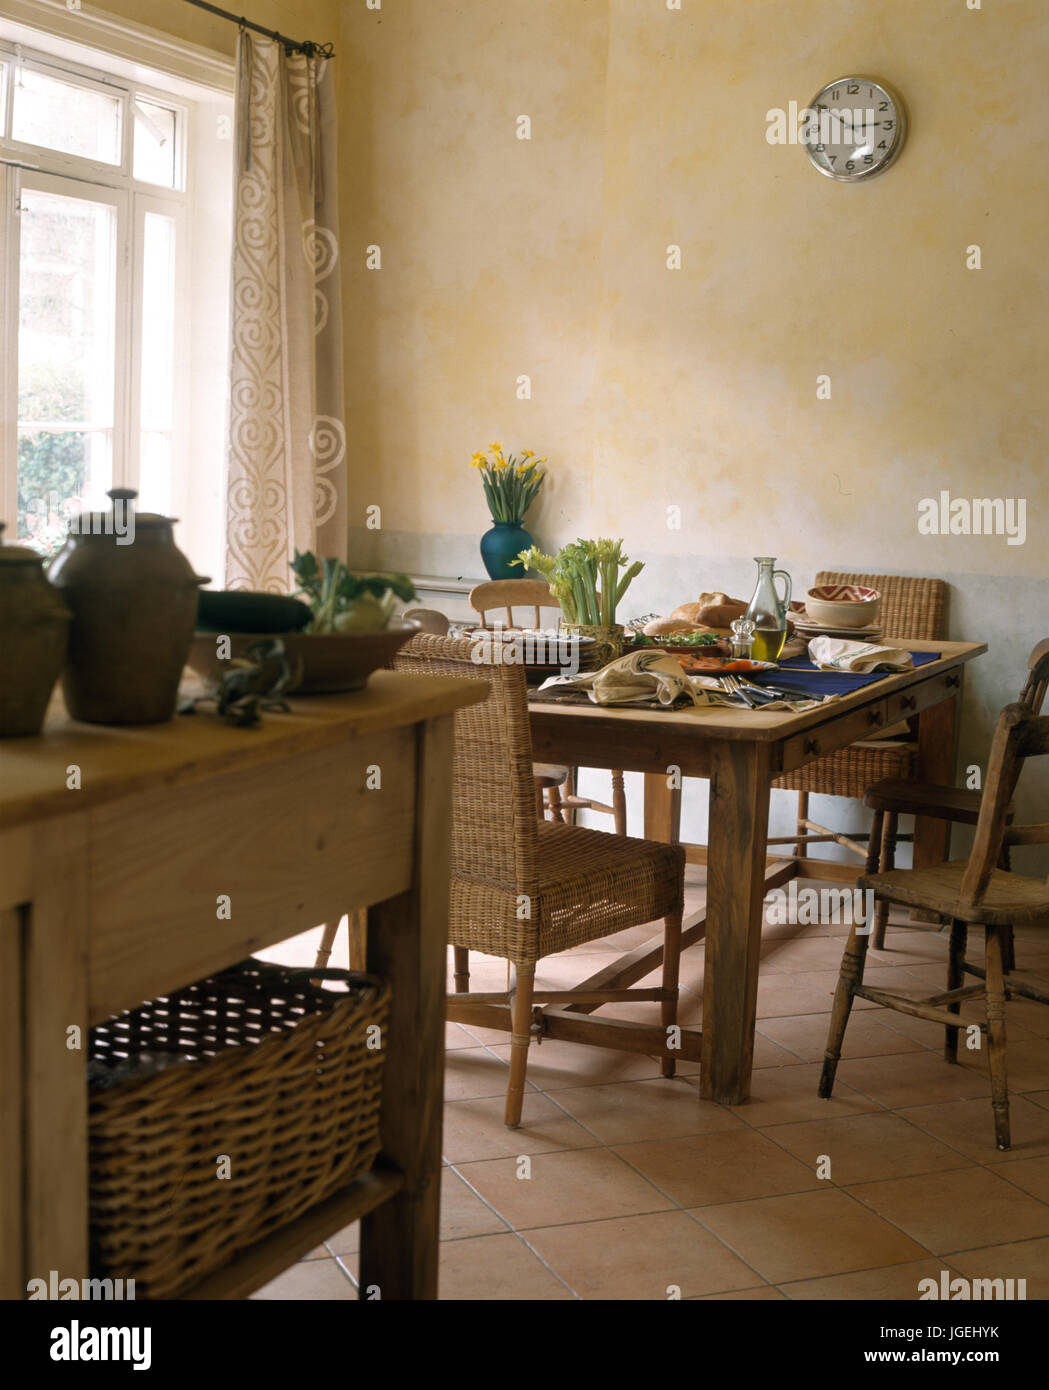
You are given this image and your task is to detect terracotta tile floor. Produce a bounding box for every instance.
[253,870,1049,1301]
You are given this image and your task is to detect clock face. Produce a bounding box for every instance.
[802,77,906,181]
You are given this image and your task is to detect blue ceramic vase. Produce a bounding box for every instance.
[480,520,532,581]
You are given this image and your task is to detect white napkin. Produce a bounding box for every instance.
[808,636,914,673]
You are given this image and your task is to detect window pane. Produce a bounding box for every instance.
[139,431,172,517]
[0,63,8,139]
[18,188,117,546]
[137,212,176,513]
[133,99,178,188]
[19,188,117,425]
[17,428,110,554]
[11,66,122,165]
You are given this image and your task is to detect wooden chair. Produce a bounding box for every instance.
[468,578,628,834]
[865,639,1049,948]
[771,571,946,863]
[820,702,1049,1151]
[316,632,686,1127]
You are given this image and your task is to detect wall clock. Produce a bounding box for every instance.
[802,76,907,181]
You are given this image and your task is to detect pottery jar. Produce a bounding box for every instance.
[0,522,71,736]
[49,489,208,725]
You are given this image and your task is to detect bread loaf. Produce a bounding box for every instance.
[642,616,700,637]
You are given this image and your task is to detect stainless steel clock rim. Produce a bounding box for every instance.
[803,75,907,183]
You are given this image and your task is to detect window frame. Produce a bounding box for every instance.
[0,36,192,535]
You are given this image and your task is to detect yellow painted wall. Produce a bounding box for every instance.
[338,0,1047,579]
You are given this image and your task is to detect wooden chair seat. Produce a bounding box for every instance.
[861,862,1049,926]
[822,700,1049,1151]
[866,778,983,823]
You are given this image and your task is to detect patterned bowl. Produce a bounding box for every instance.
[804,584,882,629]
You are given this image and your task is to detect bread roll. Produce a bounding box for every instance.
[668,602,707,626]
[698,600,748,628]
[642,616,698,637]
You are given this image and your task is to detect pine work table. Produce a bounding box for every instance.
[0,670,489,1302]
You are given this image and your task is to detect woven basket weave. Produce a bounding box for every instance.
[88,959,389,1299]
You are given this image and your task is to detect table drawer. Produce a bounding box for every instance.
[87,725,417,1022]
[778,699,890,775]
[885,670,962,724]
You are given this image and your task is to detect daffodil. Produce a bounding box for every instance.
[488,441,503,453]
[521,449,535,459]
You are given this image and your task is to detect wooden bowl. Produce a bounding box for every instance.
[187,623,418,695]
[804,584,882,629]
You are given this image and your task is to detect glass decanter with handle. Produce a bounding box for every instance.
[745,557,792,662]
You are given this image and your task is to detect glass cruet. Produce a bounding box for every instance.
[745,557,792,662]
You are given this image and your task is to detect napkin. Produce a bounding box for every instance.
[808,636,915,673]
[539,650,703,706]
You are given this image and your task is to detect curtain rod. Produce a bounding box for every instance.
[180,0,334,58]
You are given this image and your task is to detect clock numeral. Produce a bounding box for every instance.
[845,160,855,170]
[827,154,837,165]
[878,140,888,149]
[868,86,874,96]
[884,121,894,130]
[831,89,840,101]
[879,101,889,111]
[864,154,874,164]
[815,143,826,152]
[847,83,859,95]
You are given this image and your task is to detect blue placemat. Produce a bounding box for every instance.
[751,650,940,699]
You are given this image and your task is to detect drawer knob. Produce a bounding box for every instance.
[900,696,916,711]
[946,674,961,689]
[803,738,820,756]
[867,709,884,726]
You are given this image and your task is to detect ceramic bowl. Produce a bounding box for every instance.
[804,584,882,629]
[187,622,418,695]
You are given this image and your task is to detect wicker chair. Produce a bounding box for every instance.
[772,570,947,863]
[821,702,1049,1151]
[318,632,685,1127]
[468,578,628,834]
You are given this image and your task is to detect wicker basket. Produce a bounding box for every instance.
[87,958,390,1299]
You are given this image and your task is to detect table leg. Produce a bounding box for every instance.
[0,905,23,1299]
[913,685,961,870]
[643,772,681,844]
[701,740,772,1105]
[26,818,90,1292]
[911,683,962,924]
[359,715,454,1301]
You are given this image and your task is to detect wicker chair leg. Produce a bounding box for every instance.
[984,926,1011,1151]
[535,780,544,819]
[871,812,898,951]
[548,783,567,824]
[794,792,809,859]
[819,912,873,1098]
[314,917,342,972]
[612,771,627,837]
[452,947,470,994]
[944,918,968,1064]
[660,908,683,1078]
[505,963,536,1128]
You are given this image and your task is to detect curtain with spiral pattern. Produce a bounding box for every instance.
[224,31,346,591]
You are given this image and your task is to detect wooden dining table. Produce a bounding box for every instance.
[528,638,987,1106]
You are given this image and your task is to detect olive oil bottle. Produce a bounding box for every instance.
[745,557,792,664]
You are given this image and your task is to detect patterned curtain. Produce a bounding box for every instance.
[225,31,346,591]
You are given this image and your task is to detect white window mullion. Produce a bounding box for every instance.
[0,162,19,527]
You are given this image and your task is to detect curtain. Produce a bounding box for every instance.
[224,31,346,592]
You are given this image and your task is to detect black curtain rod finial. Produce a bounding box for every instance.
[182,0,334,58]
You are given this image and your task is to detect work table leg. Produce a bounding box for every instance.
[359,715,454,1301]
[701,741,772,1106]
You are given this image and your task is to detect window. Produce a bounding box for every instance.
[0,16,233,580]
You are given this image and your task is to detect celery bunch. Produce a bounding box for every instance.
[512,538,643,626]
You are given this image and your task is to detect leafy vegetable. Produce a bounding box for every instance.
[512,538,643,626]
[633,631,721,648]
[291,552,416,634]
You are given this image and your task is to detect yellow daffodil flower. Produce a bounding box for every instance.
[521,449,535,458]
[488,441,503,453]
